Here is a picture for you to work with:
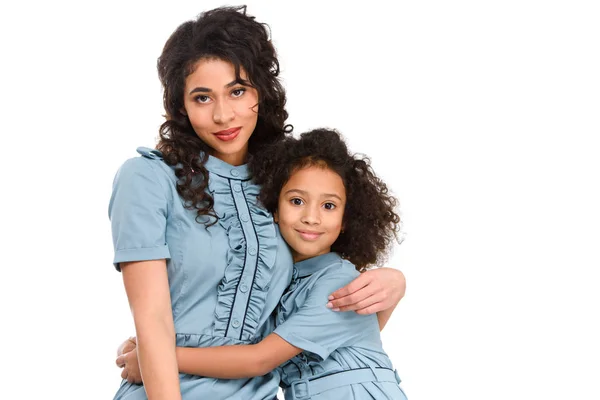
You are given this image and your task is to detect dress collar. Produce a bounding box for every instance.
[203,154,251,180]
[135,147,251,180]
[294,252,341,278]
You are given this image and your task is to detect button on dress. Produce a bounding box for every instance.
[109,148,293,400]
[274,253,407,399]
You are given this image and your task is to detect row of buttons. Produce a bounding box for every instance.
[227,176,258,339]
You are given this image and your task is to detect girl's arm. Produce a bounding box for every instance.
[178,334,301,378]
[327,268,406,330]
[117,269,378,383]
[122,260,181,399]
[118,333,301,381]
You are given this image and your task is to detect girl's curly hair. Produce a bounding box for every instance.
[250,128,401,271]
[156,6,291,223]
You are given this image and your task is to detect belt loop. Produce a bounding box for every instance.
[290,378,311,400]
[367,365,379,381]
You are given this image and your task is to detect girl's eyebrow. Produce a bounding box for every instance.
[284,188,343,201]
[188,79,244,95]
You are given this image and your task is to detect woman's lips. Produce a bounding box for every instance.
[295,229,323,241]
[214,127,241,141]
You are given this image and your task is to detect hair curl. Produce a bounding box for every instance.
[156,6,291,223]
[250,128,401,271]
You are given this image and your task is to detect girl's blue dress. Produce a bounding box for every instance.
[274,253,407,399]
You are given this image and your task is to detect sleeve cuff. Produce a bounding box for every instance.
[273,330,329,362]
[113,244,171,271]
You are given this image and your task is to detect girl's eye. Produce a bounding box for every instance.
[231,88,246,97]
[195,95,211,104]
[290,198,304,206]
[323,202,336,210]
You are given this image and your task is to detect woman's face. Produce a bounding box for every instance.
[183,58,259,166]
[275,165,347,263]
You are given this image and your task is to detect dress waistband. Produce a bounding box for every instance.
[175,332,260,347]
[284,367,401,400]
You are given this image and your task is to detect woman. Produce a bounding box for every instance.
[110,6,405,400]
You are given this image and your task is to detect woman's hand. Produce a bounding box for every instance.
[327,268,406,314]
[116,337,143,384]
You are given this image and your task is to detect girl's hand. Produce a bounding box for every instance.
[117,336,137,357]
[116,337,142,384]
[327,268,406,314]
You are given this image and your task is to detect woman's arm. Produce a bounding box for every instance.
[118,333,301,381]
[122,260,181,399]
[327,268,406,330]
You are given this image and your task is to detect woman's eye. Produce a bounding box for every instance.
[323,202,336,210]
[291,198,304,206]
[195,95,211,104]
[232,88,246,97]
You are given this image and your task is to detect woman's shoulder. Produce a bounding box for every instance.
[115,147,175,182]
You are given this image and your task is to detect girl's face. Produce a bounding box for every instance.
[275,165,346,263]
[183,58,259,166]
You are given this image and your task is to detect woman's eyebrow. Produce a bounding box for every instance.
[189,79,245,95]
[189,86,211,95]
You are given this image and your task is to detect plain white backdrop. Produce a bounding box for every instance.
[1,1,599,399]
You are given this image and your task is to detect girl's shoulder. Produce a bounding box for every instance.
[298,254,360,293]
[319,256,360,279]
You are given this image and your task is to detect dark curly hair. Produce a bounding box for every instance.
[156,6,291,223]
[250,128,401,271]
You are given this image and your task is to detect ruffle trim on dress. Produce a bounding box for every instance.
[209,177,277,340]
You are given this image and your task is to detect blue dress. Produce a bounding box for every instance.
[109,148,293,400]
[274,253,407,400]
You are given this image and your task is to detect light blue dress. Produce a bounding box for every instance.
[109,147,293,400]
[274,253,407,400]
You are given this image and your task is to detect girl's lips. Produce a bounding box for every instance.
[214,127,241,141]
[296,229,323,241]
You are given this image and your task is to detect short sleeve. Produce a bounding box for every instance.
[108,158,171,271]
[273,270,379,361]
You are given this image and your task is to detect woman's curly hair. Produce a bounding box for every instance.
[156,6,291,223]
[250,128,401,271]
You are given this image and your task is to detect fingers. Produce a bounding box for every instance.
[335,293,385,312]
[355,302,385,315]
[116,354,125,368]
[127,373,138,384]
[328,273,371,301]
[121,365,140,384]
[327,285,379,310]
[117,336,137,356]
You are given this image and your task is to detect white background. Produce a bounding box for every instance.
[1,1,599,399]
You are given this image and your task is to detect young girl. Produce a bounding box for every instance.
[118,128,407,399]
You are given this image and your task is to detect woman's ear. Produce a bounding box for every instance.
[180,106,187,116]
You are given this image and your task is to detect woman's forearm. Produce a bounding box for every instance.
[136,317,180,399]
[123,260,181,399]
[376,302,397,330]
